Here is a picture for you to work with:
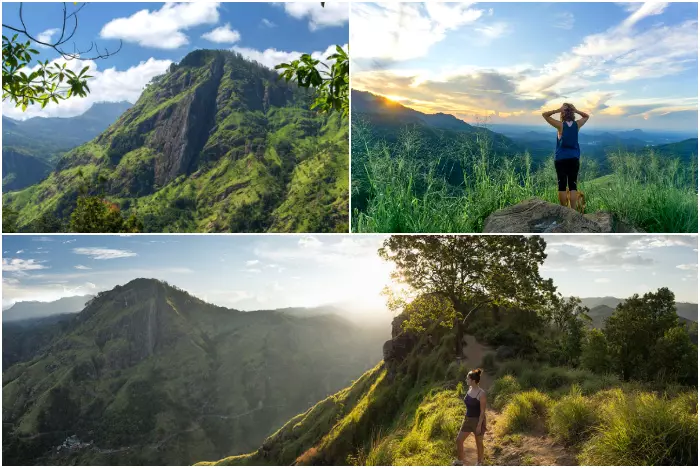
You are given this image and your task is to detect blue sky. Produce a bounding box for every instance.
[1,2,349,119]
[351,2,698,131]
[2,235,697,318]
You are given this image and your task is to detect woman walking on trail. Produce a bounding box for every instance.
[454,368,488,466]
[541,103,590,210]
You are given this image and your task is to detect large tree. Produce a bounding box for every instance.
[379,235,557,356]
[604,287,679,380]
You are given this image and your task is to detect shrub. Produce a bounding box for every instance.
[490,375,522,411]
[548,386,598,446]
[481,353,497,373]
[579,391,698,465]
[499,390,551,434]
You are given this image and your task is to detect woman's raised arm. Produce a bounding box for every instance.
[574,106,590,128]
[542,108,563,131]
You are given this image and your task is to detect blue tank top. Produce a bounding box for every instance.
[464,389,483,418]
[555,120,580,160]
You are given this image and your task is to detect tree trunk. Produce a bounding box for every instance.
[491,303,501,323]
[455,316,463,357]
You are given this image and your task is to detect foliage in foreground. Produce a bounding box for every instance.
[352,120,698,233]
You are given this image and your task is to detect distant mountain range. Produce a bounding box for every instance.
[2,295,94,322]
[578,296,698,328]
[2,102,132,191]
[2,279,388,465]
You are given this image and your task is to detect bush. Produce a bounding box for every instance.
[548,386,598,446]
[499,390,551,434]
[579,391,698,465]
[481,353,497,373]
[490,375,522,411]
[581,328,611,374]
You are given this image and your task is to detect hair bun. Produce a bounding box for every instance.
[475,368,483,376]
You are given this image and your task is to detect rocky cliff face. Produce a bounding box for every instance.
[5,50,348,233]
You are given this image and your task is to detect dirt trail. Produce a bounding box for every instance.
[461,334,495,390]
[457,335,577,466]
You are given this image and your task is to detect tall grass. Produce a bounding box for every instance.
[578,391,697,465]
[352,120,698,233]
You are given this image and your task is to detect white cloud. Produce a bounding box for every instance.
[100,2,220,49]
[677,264,698,271]
[2,258,48,272]
[246,260,260,266]
[282,2,349,30]
[474,22,511,44]
[3,56,172,120]
[75,265,92,270]
[520,3,696,102]
[36,28,60,47]
[232,43,344,70]
[261,18,276,28]
[202,23,241,43]
[554,12,574,30]
[229,290,254,303]
[351,2,484,61]
[72,248,137,260]
[16,250,24,254]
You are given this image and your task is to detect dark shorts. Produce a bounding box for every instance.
[460,415,487,435]
[554,157,580,191]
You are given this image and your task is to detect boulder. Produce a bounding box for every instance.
[483,198,642,233]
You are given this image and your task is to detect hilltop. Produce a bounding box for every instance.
[352,90,697,233]
[4,50,348,233]
[2,279,387,465]
[200,294,697,466]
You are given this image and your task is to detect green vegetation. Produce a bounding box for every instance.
[352,118,698,233]
[378,235,556,357]
[2,3,120,110]
[201,236,696,466]
[276,45,349,117]
[2,279,386,465]
[4,49,348,233]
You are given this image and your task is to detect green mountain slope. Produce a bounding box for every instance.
[2,149,53,191]
[201,306,697,466]
[4,50,348,233]
[2,102,132,162]
[2,279,386,465]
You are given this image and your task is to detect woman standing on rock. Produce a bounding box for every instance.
[454,368,488,466]
[542,103,590,210]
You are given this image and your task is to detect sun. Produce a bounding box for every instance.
[384,94,408,103]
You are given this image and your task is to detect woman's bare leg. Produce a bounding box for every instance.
[456,431,469,464]
[558,191,568,206]
[569,190,578,210]
[475,434,485,464]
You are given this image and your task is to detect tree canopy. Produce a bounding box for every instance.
[379,235,557,355]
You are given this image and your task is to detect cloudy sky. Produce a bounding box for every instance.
[351,2,698,131]
[1,2,348,119]
[2,235,697,319]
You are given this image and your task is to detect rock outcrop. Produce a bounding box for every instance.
[382,312,418,377]
[483,198,642,233]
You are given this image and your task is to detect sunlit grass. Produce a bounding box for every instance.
[352,120,698,233]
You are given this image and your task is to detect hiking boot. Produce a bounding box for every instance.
[451,460,464,466]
